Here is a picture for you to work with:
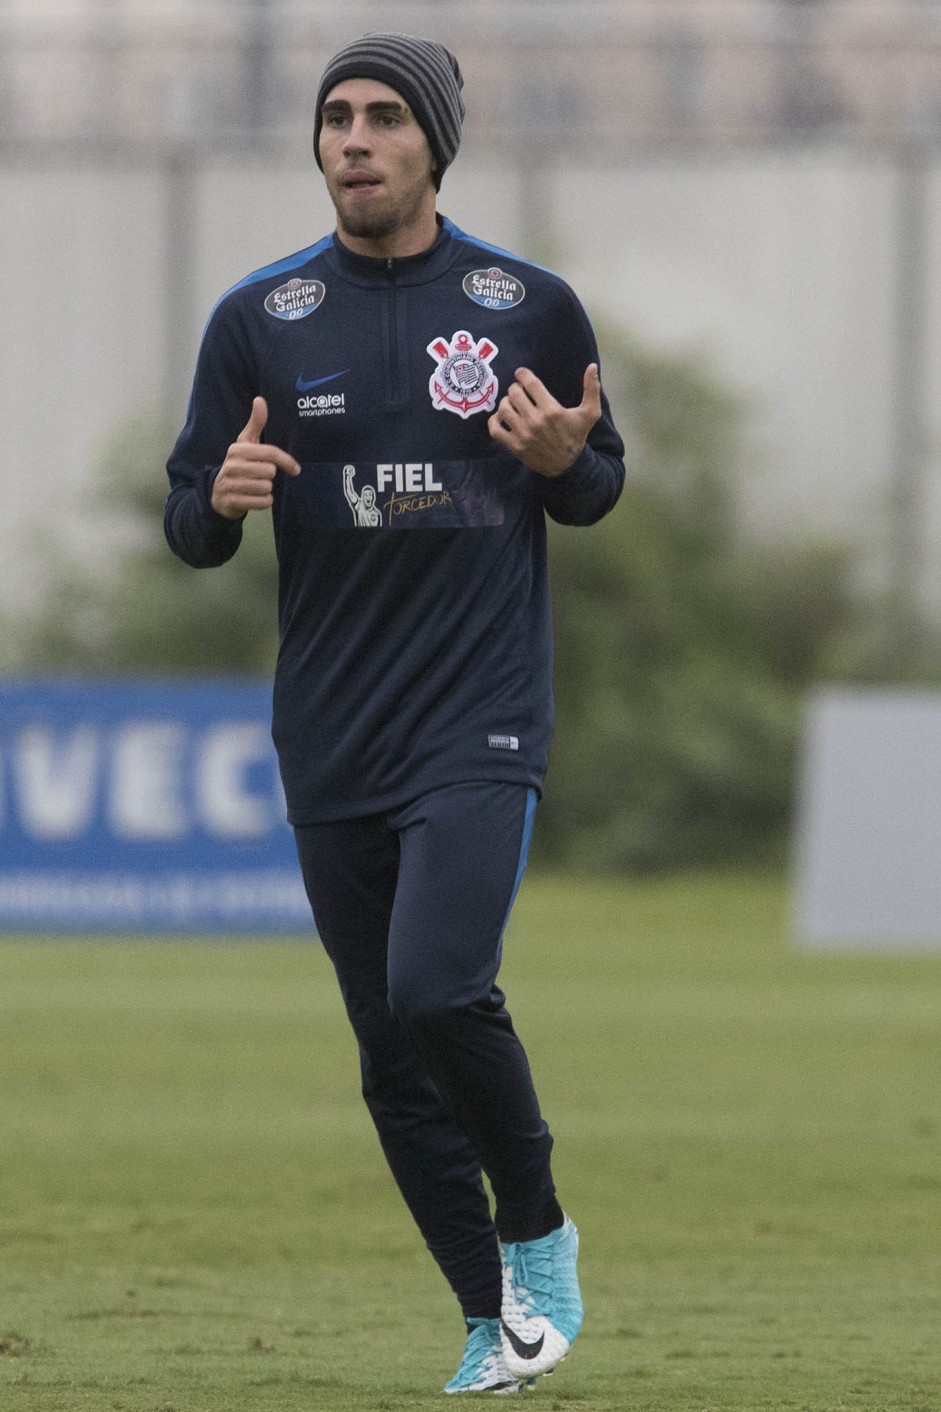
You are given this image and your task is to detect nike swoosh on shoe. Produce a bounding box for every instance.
[501,1321,545,1360]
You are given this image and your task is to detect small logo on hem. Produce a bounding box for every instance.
[488,734,519,751]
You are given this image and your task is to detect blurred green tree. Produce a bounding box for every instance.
[18,408,281,675]
[537,331,941,869]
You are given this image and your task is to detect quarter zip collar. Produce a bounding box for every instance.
[324,218,461,288]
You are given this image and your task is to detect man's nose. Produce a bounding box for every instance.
[342,115,371,154]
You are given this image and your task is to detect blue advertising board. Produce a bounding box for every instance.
[0,680,311,934]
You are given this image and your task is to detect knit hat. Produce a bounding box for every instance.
[314,33,465,191]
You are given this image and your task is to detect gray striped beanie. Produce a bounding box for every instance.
[314,33,465,191]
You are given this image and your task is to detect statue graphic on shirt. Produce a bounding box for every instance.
[343,465,382,527]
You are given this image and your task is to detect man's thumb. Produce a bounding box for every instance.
[581,363,602,420]
[237,396,268,444]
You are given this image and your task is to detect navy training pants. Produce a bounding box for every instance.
[294,781,557,1319]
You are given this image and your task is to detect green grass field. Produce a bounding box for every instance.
[2,872,941,1411]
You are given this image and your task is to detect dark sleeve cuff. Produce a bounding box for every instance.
[538,443,624,526]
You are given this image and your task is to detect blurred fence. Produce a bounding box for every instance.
[8,3,941,154]
[4,1,941,624]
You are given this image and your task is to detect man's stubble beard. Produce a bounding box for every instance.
[339,208,398,241]
[334,177,432,245]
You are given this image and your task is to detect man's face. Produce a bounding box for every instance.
[319,77,437,253]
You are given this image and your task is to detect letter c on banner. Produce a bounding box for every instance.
[197,723,272,839]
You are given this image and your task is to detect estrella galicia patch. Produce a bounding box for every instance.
[463,267,526,311]
[264,278,325,321]
[427,331,499,419]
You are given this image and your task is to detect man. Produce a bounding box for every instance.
[165,32,625,1396]
[343,463,383,526]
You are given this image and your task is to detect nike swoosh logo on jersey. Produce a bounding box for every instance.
[295,370,349,393]
[501,1321,545,1360]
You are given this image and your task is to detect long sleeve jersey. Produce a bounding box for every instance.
[165,217,625,825]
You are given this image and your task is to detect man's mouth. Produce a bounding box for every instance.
[341,171,382,190]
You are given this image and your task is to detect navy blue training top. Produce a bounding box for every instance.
[165,217,625,825]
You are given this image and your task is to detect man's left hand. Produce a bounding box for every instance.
[488,363,602,478]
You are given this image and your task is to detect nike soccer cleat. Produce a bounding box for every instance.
[444,1316,531,1395]
[499,1214,583,1380]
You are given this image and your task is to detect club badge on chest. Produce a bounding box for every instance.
[427,331,499,419]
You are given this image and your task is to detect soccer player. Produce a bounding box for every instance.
[165,33,625,1395]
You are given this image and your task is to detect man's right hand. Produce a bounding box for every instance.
[211,397,301,519]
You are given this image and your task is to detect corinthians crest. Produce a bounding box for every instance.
[427,330,499,418]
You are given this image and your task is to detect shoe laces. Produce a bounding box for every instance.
[462,1319,504,1378]
[506,1240,555,1314]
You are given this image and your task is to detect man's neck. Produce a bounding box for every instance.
[334,211,440,261]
